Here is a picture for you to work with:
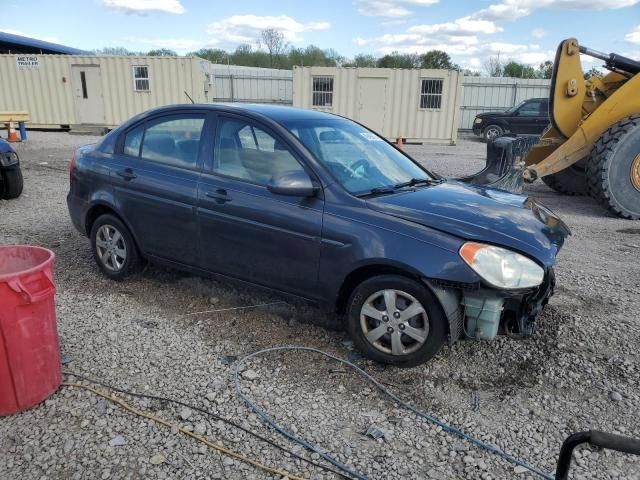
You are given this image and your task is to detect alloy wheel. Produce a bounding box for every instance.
[95,224,127,272]
[360,289,429,356]
[485,126,501,141]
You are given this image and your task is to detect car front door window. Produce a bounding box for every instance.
[214,118,305,184]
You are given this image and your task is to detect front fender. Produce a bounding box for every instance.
[319,202,482,304]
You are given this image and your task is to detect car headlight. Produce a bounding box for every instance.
[474,118,482,124]
[459,242,544,289]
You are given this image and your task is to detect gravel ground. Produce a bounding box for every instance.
[1,131,639,480]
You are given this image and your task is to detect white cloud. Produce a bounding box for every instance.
[626,25,640,45]
[357,0,439,18]
[206,15,330,48]
[353,16,501,56]
[408,17,502,36]
[530,28,546,38]
[474,0,640,21]
[0,28,59,43]
[101,0,185,15]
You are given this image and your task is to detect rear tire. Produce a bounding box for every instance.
[587,115,640,220]
[541,160,589,196]
[1,165,23,199]
[346,275,447,368]
[483,124,503,142]
[90,214,142,280]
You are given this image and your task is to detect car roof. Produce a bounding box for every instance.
[137,103,339,123]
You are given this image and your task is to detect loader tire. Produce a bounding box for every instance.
[587,115,640,220]
[541,160,589,196]
[1,165,23,199]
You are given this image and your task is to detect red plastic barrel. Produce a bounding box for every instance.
[0,245,60,416]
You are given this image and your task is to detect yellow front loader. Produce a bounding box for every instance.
[464,38,640,219]
[523,38,640,219]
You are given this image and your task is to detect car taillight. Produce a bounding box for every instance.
[69,150,76,184]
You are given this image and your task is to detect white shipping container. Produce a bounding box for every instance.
[293,66,463,144]
[0,54,210,128]
[208,64,292,104]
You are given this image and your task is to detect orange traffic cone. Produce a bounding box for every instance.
[395,136,404,150]
[7,122,20,143]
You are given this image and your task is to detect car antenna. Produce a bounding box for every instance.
[184,91,195,104]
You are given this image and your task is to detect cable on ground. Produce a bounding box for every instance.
[61,381,305,480]
[63,371,351,479]
[234,345,555,480]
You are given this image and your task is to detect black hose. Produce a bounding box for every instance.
[62,370,352,479]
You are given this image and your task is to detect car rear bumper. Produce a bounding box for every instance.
[67,192,88,236]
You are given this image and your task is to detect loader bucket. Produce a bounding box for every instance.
[458,135,540,193]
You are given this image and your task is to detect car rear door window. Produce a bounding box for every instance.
[140,116,206,168]
[518,102,541,116]
[123,125,144,157]
[213,118,304,184]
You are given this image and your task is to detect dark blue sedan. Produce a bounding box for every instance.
[67,104,568,366]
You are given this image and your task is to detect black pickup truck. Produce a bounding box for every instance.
[0,138,23,199]
[472,97,550,141]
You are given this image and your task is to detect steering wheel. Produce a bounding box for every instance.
[349,159,369,178]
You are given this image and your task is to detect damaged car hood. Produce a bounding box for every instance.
[366,180,570,266]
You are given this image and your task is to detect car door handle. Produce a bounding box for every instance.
[206,189,232,203]
[116,168,137,180]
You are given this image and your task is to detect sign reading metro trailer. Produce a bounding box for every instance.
[16,56,39,69]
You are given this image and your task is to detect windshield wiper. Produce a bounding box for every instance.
[394,177,443,189]
[355,186,398,198]
[356,178,444,198]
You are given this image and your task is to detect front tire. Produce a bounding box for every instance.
[587,115,640,220]
[90,214,141,280]
[541,159,589,196]
[347,275,447,367]
[2,165,23,199]
[483,124,503,142]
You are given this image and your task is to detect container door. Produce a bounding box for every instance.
[357,78,387,134]
[71,65,105,124]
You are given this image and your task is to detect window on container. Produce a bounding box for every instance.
[312,77,333,107]
[133,66,150,92]
[80,71,88,99]
[419,79,443,109]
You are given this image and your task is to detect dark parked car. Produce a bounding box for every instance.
[0,138,23,199]
[67,104,569,366]
[472,98,550,141]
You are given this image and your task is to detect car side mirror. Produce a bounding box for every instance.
[513,110,520,116]
[267,170,318,197]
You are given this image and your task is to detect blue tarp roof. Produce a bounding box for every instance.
[0,31,91,55]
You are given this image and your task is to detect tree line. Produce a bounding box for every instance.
[95,28,601,79]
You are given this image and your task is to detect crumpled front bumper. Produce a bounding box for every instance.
[428,267,556,343]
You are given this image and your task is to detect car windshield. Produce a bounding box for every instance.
[281,117,434,195]
[505,100,527,113]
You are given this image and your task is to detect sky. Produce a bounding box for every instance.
[1,0,639,71]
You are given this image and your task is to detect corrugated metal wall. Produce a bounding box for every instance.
[459,77,551,130]
[0,54,208,127]
[208,64,292,104]
[293,66,462,144]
